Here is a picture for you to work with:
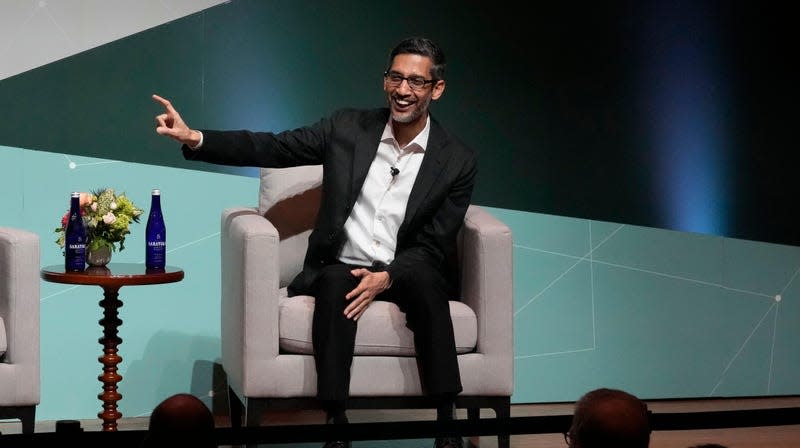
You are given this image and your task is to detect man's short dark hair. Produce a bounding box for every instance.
[387,36,446,80]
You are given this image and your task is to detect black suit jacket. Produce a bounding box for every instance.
[183,107,477,295]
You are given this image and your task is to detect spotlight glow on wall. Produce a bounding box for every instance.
[643,4,730,237]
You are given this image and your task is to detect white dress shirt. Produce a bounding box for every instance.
[337,116,430,267]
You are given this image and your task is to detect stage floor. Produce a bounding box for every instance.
[2,396,799,447]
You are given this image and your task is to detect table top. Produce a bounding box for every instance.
[40,263,184,287]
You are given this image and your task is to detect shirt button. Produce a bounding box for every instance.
[373,240,381,247]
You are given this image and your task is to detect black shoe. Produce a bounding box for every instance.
[434,437,464,448]
[322,441,351,448]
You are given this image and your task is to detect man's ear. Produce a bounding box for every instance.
[431,80,446,100]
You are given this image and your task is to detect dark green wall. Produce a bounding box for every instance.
[1,0,796,246]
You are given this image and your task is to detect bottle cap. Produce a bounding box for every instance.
[152,189,161,195]
[71,192,80,198]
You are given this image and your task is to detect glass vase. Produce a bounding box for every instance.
[87,244,112,267]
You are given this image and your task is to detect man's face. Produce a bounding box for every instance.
[384,53,444,125]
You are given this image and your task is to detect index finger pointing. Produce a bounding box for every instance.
[151,94,177,113]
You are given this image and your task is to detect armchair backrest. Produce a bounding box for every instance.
[258,165,481,292]
[259,166,322,287]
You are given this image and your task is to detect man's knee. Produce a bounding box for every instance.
[316,264,357,288]
[319,263,354,277]
[313,264,357,311]
[396,267,450,301]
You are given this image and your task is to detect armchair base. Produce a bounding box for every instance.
[227,387,510,448]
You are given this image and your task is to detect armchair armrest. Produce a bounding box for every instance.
[0,226,40,404]
[220,208,282,393]
[459,206,514,395]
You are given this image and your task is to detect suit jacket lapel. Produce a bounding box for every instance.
[349,112,388,206]
[401,118,452,232]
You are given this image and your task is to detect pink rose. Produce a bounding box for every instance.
[79,192,93,207]
[61,211,69,228]
[102,212,117,225]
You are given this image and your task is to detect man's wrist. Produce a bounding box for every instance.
[383,270,393,289]
[188,130,203,150]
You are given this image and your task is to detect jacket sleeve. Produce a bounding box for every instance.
[181,119,335,168]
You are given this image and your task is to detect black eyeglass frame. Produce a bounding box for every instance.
[383,71,438,90]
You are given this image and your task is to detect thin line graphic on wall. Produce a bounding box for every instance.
[709,301,777,396]
[514,223,625,360]
[40,1,79,52]
[588,222,597,350]
[0,2,38,70]
[779,266,800,296]
[710,265,797,395]
[63,154,120,169]
[512,222,784,365]
[514,224,626,317]
[42,232,220,302]
[40,285,80,302]
[767,302,779,393]
[591,260,774,298]
[134,231,219,264]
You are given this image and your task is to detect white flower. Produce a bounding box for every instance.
[110,202,117,210]
[91,202,98,211]
[102,212,117,225]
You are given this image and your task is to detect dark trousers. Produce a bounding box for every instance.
[310,263,463,405]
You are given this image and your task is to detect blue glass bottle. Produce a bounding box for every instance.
[145,189,166,270]
[64,192,87,271]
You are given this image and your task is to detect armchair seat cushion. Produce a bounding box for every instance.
[278,288,478,356]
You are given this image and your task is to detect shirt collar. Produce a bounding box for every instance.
[381,114,430,153]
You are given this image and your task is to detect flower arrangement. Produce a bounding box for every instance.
[55,188,143,252]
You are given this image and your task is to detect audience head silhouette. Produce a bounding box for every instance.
[566,387,651,448]
[140,393,215,447]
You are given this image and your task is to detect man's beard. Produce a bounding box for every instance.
[390,94,431,123]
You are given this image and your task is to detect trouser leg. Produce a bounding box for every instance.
[310,262,462,402]
[311,263,360,404]
[389,267,462,397]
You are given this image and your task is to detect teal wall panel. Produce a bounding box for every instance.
[2,145,799,421]
[772,287,800,395]
[487,206,799,403]
[2,144,257,420]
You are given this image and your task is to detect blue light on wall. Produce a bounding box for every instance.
[642,2,731,237]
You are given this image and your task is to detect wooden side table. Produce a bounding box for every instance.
[40,263,184,431]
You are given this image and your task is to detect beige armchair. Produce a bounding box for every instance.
[0,227,40,434]
[220,166,513,447]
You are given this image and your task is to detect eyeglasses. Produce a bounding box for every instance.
[383,71,437,90]
[563,432,573,447]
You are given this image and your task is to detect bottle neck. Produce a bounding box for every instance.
[151,195,162,212]
[70,196,81,212]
